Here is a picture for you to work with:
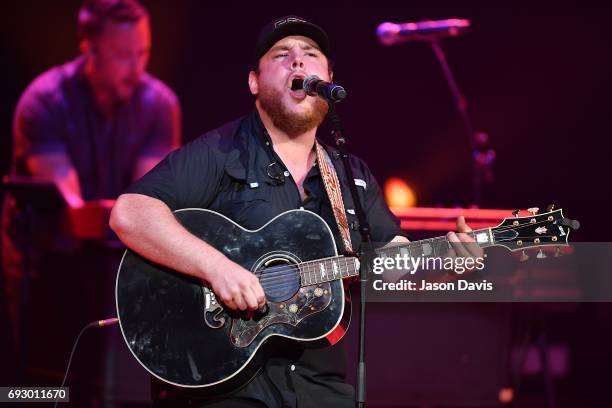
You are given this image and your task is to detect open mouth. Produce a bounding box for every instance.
[289,77,306,99]
[291,78,304,91]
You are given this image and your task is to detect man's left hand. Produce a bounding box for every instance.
[446,216,484,271]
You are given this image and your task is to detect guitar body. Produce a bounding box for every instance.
[116,208,350,394]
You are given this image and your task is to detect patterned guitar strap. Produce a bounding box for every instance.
[315,141,354,255]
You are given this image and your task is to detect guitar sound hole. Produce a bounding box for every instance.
[257,259,300,302]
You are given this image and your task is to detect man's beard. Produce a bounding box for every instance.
[258,83,328,135]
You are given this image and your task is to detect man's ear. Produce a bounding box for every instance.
[248,71,259,96]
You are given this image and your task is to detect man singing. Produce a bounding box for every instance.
[111,15,478,407]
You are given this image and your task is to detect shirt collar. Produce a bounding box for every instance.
[235,109,344,186]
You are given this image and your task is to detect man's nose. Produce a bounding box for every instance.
[291,56,304,70]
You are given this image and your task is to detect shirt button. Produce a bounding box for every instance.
[290,364,296,371]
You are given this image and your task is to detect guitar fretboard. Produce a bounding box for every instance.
[375,228,493,261]
[297,228,494,286]
[299,256,358,286]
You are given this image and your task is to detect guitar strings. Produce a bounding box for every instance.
[257,270,349,282]
[256,265,353,283]
[257,274,346,289]
[251,219,564,287]
[253,256,352,279]
[256,262,354,290]
[253,257,350,275]
[254,255,355,278]
[256,238,518,287]
[277,216,558,269]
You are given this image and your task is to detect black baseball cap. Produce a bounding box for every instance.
[254,15,330,61]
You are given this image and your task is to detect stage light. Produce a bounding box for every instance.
[498,387,514,404]
[384,177,416,208]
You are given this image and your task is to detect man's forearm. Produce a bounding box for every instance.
[109,193,231,283]
[27,153,84,208]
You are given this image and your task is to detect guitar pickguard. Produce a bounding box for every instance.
[203,287,225,329]
[230,282,332,348]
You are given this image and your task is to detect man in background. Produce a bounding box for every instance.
[1,0,180,403]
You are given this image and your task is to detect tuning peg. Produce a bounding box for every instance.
[527,207,540,215]
[554,246,562,257]
[536,249,547,259]
[546,204,555,212]
[512,209,521,218]
[520,250,529,262]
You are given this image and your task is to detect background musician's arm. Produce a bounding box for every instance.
[14,86,84,208]
[26,152,84,208]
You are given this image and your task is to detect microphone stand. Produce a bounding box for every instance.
[327,102,372,408]
[429,40,495,206]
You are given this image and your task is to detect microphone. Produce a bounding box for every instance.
[266,162,286,184]
[377,19,470,45]
[302,75,347,103]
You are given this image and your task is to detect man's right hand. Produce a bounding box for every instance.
[205,260,267,311]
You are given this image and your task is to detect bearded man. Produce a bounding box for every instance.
[110,15,478,407]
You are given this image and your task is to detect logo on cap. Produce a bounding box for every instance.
[274,17,307,28]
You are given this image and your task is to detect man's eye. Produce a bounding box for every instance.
[275,53,288,58]
[306,52,319,57]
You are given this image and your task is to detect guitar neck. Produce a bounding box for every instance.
[374,227,494,263]
[298,228,494,286]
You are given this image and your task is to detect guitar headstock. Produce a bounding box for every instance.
[491,206,580,253]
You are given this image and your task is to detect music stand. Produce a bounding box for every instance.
[2,175,67,211]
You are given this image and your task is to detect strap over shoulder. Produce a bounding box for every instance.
[315,141,354,255]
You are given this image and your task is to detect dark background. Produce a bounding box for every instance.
[1,1,611,406]
[2,1,610,238]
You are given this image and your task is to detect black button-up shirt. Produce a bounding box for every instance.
[126,110,405,407]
